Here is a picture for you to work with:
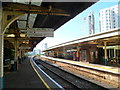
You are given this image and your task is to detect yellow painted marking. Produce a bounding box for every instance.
[30,60,51,90]
[82,64,119,72]
[44,56,119,73]
[63,60,119,73]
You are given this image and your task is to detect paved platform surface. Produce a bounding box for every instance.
[41,55,120,74]
[4,58,46,89]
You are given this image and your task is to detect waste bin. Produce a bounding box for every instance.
[14,61,17,71]
[11,60,17,71]
[11,60,14,71]
[104,59,108,66]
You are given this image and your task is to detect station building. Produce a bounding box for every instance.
[43,28,120,66]
[43,4,120,67]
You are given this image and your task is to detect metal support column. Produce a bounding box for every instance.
[76,45,79,61]
[0,1,3,89]
[0,35,4,89]
[114,49,116,58]
[104,41,108,65]
[14,39,18,71]
[63,47,66,59]
[14,40,18,61]
[20,49,22,59]
[0,5,25,88]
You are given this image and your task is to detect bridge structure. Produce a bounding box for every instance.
[0,0,99,89]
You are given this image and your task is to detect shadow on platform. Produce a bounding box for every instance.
[4,58,46,89]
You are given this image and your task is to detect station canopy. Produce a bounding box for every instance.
[3,1,99,50]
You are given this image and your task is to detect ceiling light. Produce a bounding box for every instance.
[6,34,15,37]
[20,34,26,37]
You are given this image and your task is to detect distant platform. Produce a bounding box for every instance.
[41,55,119,74]
[41,55,120,88]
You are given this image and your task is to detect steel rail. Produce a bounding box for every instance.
[37,60,80,89]
[35,59,107,90]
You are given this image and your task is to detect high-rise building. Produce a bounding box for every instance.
[88,11,95,35]
[42,43,48,51]
[118,2,120,28]
[99,4,120,32]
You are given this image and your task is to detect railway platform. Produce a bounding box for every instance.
[4,57,63,89]
[4,58,46,89]
[41,55,119,74]
[41,55,120,88]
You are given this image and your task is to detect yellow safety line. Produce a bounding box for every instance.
[43,56,119,73]
[30,60,51,90]
[65,60,119,73]
[47,56,119,73]
[83,64,119,72]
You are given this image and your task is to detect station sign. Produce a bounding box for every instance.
[67,49,77,52]
[27,33,53,37]
[19,47,31,49]
[20,28,54,37]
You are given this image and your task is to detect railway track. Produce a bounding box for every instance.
[35,59,108,90]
